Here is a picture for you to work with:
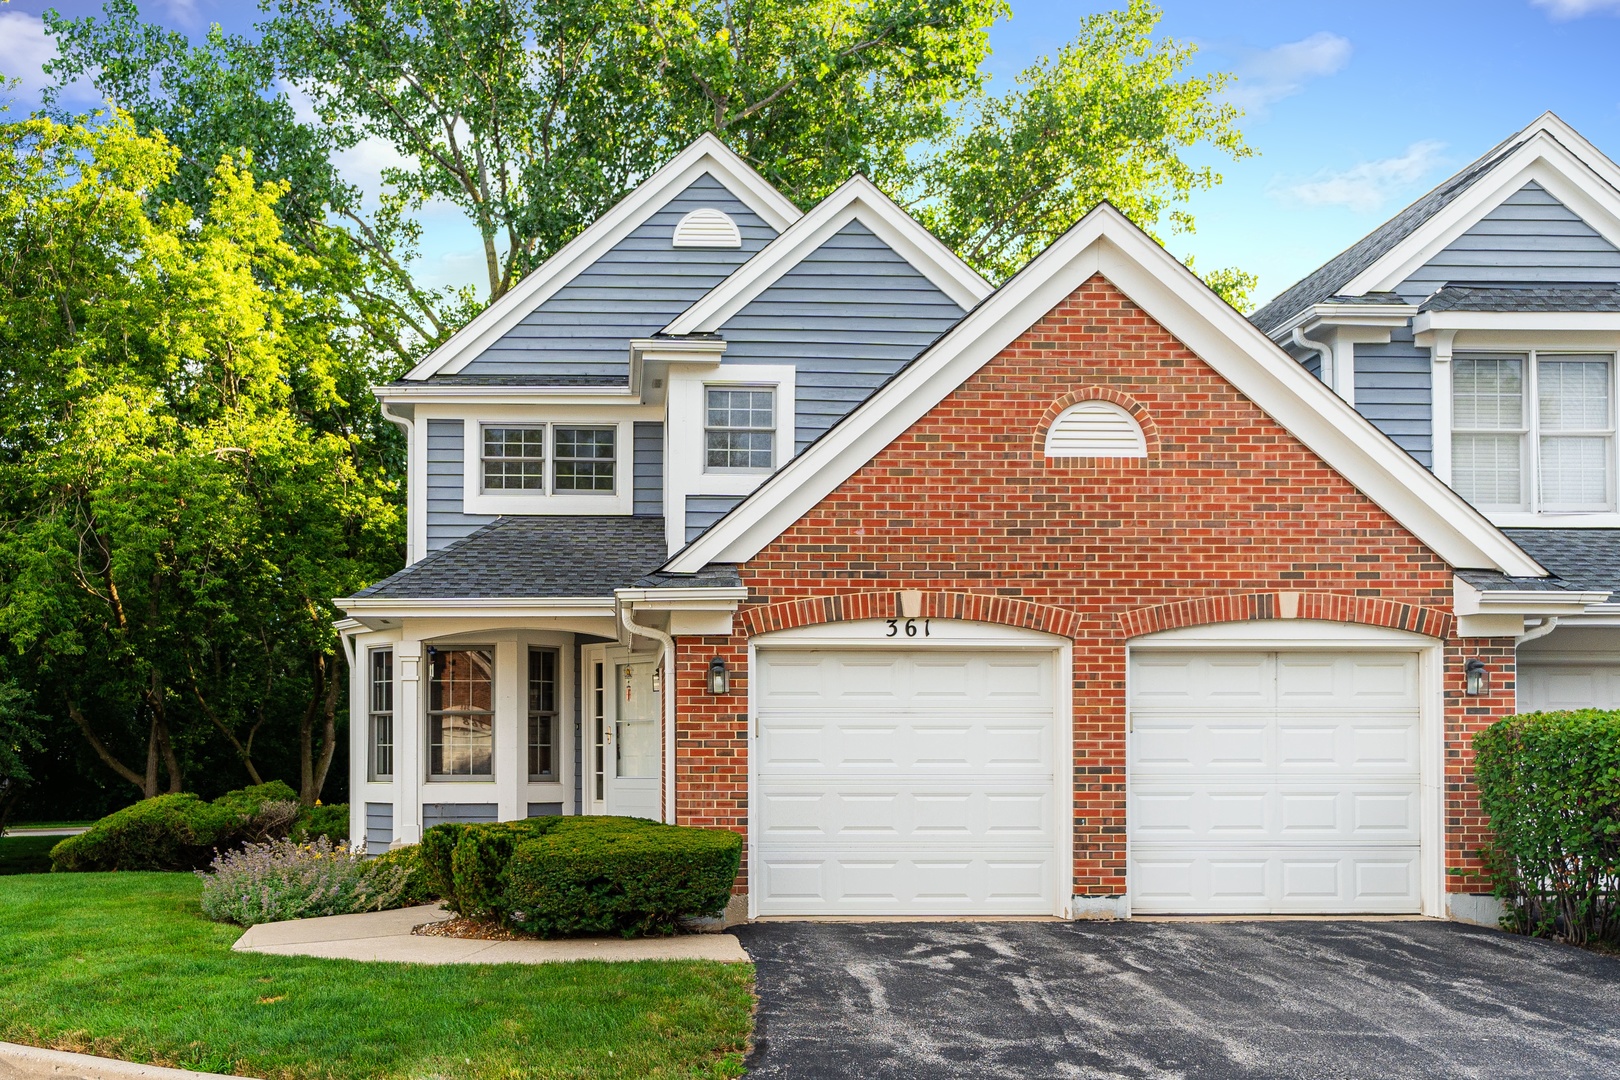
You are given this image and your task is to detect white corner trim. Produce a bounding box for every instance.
[403,134,801,382]
[662,175,990,336]
[665,204,1547,579]
[1344,129,1620,297]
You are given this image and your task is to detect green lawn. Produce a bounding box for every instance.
[0,873,753,1079]
[0,835,58,875]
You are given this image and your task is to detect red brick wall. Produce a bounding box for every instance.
[672,275,1514,900]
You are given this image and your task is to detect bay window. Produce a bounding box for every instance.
[1452,351,1614,512]
[428,648,494,779]
[368,648,393,781]
[527,648,559,781]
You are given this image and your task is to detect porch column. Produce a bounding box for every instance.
[495,639,523,822]
[395,638,424,844]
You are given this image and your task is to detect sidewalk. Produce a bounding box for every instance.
[0,1044,252,1080]
[231,905,750,964]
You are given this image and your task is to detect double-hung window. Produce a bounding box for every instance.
[428,648,494,779]
[705,387,775,471]
[1452,351,1615,512]
[481,424,615,495]
[368,649,394,781]
[527,648,559,781]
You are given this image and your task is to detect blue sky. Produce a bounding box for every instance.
[4,0,1620,305]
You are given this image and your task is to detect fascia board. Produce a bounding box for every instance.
[1344,136,1620,296]
[335,597,615,620]
[1453,576,1612,615]
[669,205,1546,578]
[663,177,990,335]
[375,385,638,407]
[403,135,801,382]
[1413,311,1620,333]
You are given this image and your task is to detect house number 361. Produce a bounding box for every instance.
[884,618,931,638]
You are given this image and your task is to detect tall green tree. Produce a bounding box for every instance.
[0,113,402,803]
[46,0,1254,367]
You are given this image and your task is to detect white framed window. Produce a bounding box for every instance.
[427,647,494,780]
[705,386,776,471]
[1452,351,1614,513]
[527,647,559,782]
[465,419,631,515]
[482,426,546,491]
[368,648,394,781]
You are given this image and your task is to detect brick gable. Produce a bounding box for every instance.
[674,274,1515,901]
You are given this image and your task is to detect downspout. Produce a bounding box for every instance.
[621,603,677,824]
[1291,326,1334,389]
[378,401,417,565]
[1516,616,1560,646]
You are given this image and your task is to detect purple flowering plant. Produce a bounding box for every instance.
[197,837,410,927]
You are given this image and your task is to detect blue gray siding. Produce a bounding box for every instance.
[633,422,664,516]
[364,802,393,855]
[686,494,744,542]
[716,220,967,451]
[422,803,499,829]
[460,174,777,378]
[1396,182,1620,300]
[426,418,495,552]
[526,802,563,817]
[1354,324,1432,465]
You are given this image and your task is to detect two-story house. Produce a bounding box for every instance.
[337,115,1617,926]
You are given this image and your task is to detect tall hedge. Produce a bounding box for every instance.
[1473,709,1620,945]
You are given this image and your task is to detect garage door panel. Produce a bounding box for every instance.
[1130,649,1422,915]
[1520,663,1620,711]
[756,646,1058,917]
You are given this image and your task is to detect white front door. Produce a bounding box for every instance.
[1128,649,1422,914]
[599,658,661,820]
[753,646,1060,916]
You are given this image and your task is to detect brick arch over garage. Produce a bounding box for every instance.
[740,590,1081,639]
[1118,591,1454,641]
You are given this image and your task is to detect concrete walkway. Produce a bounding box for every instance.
[0,1043,252,1080]
[232,904,749,964]
[2,827,87,837]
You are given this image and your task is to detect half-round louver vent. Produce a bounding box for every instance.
[672,208,742,248]
[1044,401,1147,458]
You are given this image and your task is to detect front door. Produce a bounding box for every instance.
[593,656,662,820]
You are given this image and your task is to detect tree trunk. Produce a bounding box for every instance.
[65,695,153,797]
[299,652,342,806]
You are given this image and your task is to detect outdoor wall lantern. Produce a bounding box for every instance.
[1464,658,1488,697]
[708,656,731,696]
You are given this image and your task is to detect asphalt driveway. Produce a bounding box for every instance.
[733,919,1620,1079]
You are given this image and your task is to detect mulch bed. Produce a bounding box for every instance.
[413,916,530,941]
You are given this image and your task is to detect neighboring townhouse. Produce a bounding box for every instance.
[337,115,1617,925]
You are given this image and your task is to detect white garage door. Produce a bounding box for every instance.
[1519,664,1620,711]
[1129,650,1422,914]
[754,648,1059,916]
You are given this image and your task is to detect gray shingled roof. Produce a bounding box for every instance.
[1454,569,1588,593]
[1502,528,1620,596]
[1250,134,1530,335]
[389,374,629,388]
[352,516,669,600]
[1421,283,1620,313]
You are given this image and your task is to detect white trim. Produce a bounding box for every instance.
[662,175,990,336]
[1453,575,1611,616]
[1416,312,1620,335]
[1343,121,1620,297]
[1043,400,1147,458]
[1123,620,1445,919]
[403,134,800,382]
[463,417,634,516]
[744,617,1073,920]
[666,204,1546,579]
[666,363,796,553]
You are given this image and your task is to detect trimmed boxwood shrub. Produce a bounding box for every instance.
[421,817,562,915]
[370,843,436,906]
[503,818,741,938]
[50,782,305,872]
[1473,709,1620,945]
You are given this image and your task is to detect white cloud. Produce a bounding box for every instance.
[0,12,57,94]
[1531,0,1620,18]
[1279,140,1448,213]
[1224,32,1352,114]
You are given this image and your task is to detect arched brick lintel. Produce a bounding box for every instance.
[1118,592,1454,641]
[740,591,1082,640]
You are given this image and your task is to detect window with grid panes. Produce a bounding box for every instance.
[428,648,494,778]
[553,427,615,492]
[705,387,775,471]
[528,648,558,780]
[1452,352,1614,512]
[482,426,545,490]
[368,649,393,780]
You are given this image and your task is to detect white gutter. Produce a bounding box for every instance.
[1516,616,1561,645]
[621,604,678,825]
[1290,326,1334,389]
